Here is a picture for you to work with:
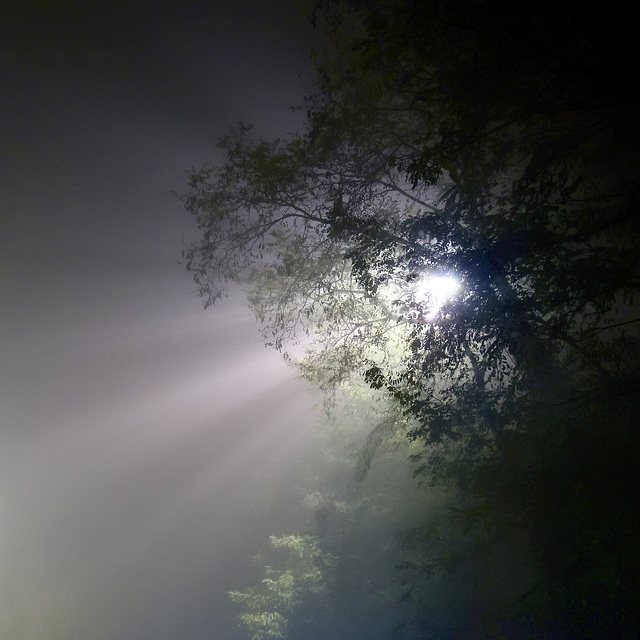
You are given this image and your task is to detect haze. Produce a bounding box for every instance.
[0,2,323,638]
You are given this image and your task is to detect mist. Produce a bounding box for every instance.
[0,2,325,638]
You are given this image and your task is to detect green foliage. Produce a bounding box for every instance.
[230,534,337,640]
[228,381,432,639]
[182,1,640,637]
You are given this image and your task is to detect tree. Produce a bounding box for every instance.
[229,534,336,640]
[228,383,432,640]
[180,1,640,636]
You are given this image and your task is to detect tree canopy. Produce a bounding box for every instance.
[180,1,640,637]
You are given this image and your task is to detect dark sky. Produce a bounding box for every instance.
[0,2,323,638]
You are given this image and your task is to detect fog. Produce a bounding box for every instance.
[0,3,324,638]
[2,296,319,639]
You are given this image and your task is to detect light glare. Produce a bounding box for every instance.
[414,274,459,318]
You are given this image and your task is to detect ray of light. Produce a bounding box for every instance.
[1,297,318,640]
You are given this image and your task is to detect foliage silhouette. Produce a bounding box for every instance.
[181,1,640,637]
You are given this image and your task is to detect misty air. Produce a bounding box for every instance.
[2,2,639,639]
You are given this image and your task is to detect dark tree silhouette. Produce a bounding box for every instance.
[182,1,640,637]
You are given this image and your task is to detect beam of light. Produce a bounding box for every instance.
[1,298,318,640]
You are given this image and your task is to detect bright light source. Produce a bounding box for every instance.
[414,274,459,319]
[377,272,460,322]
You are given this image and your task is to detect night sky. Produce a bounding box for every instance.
[0,2,323,638]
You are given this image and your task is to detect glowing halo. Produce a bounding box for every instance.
[413,273,460,319]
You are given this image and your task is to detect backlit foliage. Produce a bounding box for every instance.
[182,1,640,636]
